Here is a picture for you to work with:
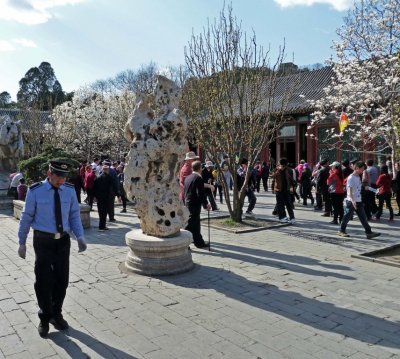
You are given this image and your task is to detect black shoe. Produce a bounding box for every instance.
[366,232,381,240]
[329,220,339,225]
[38,321,49,338]
[109,218,117,222]
[120,209,127,213]
[195,241,210,249]
[314,206,322,211]
[50,316,69,330]
[321,212,331,217]
[395,212,400,216]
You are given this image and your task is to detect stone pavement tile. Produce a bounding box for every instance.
[306,334,359,357]
[143,349,175,359]
[121,331,160,355]
[339,337,397,359]
[4,352,33,359]
[0,334,25,356]
[3,283,24,294]
[280,345,322,359]
[132,319,170,340]
[0,318,15,337]
[245,342,288,359]
[0,289,11,301]
[13,322,41,345]
[10,291,32,305]
[246,329,292,352]
[211,339,258,359]
[151,334,202,358]
[314,348,349,359]
[0,275,15,286]
[179,337,223,357]
[0,298,19,313]
[4,309,29,326]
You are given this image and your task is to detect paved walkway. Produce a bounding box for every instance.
[1,192,400,358]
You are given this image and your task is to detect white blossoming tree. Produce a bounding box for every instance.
[310,0,400,174]
[50,87,135,160]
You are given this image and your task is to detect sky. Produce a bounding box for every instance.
[0,0,354,101]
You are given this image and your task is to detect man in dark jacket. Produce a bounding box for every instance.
[316,158,332,217]
[237,158,257,218]
[93,165,114,231]
[184,161,211,248]
[272,158,295,224]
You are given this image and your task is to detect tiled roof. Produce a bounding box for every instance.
[261,66,336,115]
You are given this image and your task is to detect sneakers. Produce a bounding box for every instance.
[366,232,381,240]
[245,211,255,218]
[38,321,49,338]
[289,218,296,224]
[50,315,69,330]
[279,217,289,223]
[337,231,350,237]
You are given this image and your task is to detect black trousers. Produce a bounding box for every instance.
[376,193,393,220]
[262,176,269,191]
[205,189,217,210]
[322,191,332,214]
[330,193,344,222]
[185,205,205,246]
[33,232,70,322]
[276,191,294,220]
[86,188,94,209]
[97,198,110,229]
[108,191,116,220]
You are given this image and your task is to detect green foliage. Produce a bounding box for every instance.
[18,146,79,184]
[17,62,65,110]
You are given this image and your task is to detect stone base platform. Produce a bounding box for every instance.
[13,200,91,229]
[125,229,194,276]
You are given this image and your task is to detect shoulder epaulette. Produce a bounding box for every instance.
[64,182,75,188]
[29,182,43,191]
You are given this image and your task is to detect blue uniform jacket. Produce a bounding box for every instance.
[18,178,84,245]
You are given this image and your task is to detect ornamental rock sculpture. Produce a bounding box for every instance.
[124,76,189,237]
[0,115,24,172]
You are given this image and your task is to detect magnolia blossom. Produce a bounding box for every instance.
[50,87,135,159]
[309,0,400,173]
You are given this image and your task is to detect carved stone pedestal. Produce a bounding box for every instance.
[125,229,194,276]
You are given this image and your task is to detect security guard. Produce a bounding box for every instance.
[17,160,87,338]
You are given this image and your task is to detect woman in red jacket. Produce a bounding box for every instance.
[375,165,394,220]
[327,161,345,225]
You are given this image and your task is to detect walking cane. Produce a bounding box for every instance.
[208,209,211,251]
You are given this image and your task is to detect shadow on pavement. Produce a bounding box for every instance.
[49,327,138,358]
[162,265,400,350]
[209,242,355,280]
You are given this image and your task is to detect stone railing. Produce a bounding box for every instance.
[13,200,91,229]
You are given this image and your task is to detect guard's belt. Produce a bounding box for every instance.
[33,230,68,240]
